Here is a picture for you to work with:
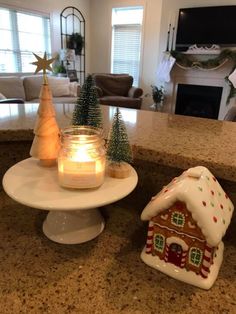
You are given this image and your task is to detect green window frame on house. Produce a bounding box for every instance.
[171,211,185,227]
[189,248,203,266]
[154,234,165,252]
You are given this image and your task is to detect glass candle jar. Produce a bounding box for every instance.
[58,126,106,189]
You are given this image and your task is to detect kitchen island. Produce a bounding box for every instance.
[0,189,236,314]
[1,103,236,181]
[0,103,236,313]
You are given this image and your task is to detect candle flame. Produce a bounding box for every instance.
[72,147,93,162]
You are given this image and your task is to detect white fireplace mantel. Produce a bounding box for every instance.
[163,59,236,120]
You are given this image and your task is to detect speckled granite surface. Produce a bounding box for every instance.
[0,160,236,314]
[1,104,236,313]
[0,186,236,314]
[1,103,236,181]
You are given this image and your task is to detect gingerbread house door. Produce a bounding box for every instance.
[168,243,183,267]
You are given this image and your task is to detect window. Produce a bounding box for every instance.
[171,212,185,227]
[189,248,202,266]
[111,6,143,86]
[0,7,51,73]
[154,234,165,252]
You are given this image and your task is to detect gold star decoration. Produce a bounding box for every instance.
[32,52,55,75]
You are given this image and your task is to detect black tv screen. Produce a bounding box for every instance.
[176,6,236,51]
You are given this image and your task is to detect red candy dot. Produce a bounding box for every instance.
[211,190,214,196]
[202,201,206,207]
[164,189,168,193]
[220,204,224,209]
[213,216,217,223]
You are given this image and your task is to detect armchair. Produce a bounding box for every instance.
[92,73,143,109]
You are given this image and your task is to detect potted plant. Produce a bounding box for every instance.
[150,85,164,111]
[67,33,84,55]
[53,63,67,77]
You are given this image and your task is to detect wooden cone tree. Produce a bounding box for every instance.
[30,52,60,167]
[30,83,61,166]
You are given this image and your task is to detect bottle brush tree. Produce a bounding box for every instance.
[72,74,102,128]
[106,107,132,178]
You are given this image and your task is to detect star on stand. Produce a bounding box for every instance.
[32,52,55,84]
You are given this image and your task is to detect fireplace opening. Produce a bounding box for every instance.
[175,84,223,119]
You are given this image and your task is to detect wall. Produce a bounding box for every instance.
[0,0,91,73]
[90,0,236,110]
[90,0,163,110]
[1,0,235,111]
[159,0,236,117]
[159,0,236,60]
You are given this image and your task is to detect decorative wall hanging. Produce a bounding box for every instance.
[60,6,85,85]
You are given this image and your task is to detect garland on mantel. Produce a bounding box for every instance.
[170,49,236,102]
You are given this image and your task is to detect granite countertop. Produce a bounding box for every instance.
[1,190,236,314]
[1,104,236,313]
[1,103,236,182]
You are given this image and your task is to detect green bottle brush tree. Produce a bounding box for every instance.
[72,74,102,128]
[106,107,132,178]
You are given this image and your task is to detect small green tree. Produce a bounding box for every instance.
[72,75,102,128]
[107,107,132,164]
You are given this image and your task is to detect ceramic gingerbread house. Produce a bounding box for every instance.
[141,166,234,290]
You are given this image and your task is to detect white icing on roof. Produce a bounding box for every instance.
[141,166,234,247]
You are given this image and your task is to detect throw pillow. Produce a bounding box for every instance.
[22,75,43,100]
[48,77,70,97]
[0,92,6,100]
[51,84,70,97]
[0,76,25,99]
[69,82,78,97]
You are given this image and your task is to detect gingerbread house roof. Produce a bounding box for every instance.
[141,166,234,247]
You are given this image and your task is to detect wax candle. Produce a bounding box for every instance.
[58,126,106,189]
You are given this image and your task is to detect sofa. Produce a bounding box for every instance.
[0,75,80,104]
[92,73,143,109]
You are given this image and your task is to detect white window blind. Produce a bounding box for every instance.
[111,7,143,86]
[0,7,51,73]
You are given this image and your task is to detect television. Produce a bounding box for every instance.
[175,6,236,51]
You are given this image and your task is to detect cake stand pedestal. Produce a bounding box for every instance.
[2,158,138,244]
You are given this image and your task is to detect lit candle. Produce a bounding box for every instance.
[58,127,106,189]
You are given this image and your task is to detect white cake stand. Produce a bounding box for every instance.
[2,158,138,244]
